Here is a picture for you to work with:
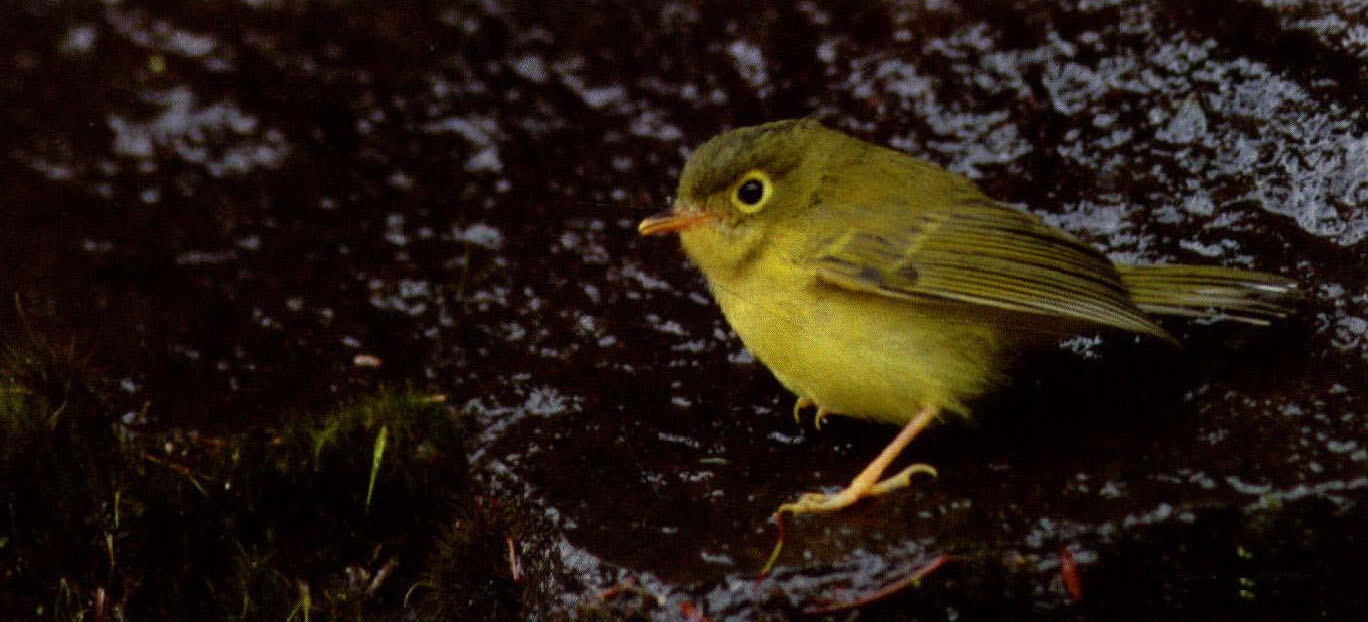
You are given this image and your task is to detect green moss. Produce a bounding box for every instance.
[1,330,121,620]
[0,332,517,620]
[419,506,522,620]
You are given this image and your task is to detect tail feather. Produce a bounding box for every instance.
[1118,264,1301,326]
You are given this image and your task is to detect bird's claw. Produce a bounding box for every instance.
[791,396,815,424]
[870,463,937,495]
[791,396,833,430]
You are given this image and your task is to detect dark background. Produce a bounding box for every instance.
[2,0,1364,618]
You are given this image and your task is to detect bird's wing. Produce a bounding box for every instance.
[807,197,1169,338]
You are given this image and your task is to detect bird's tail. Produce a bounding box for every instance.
[1117,264,1301,326]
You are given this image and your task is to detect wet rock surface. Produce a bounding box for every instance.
[2,0,1364,618]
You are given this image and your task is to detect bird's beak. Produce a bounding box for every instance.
[638,203,716,236]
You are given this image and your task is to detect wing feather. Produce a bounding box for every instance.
[808,199,1169,338]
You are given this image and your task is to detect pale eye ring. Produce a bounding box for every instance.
[731,170,773,213]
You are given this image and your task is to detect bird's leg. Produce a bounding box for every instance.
[777,405,939,515]
[791,396,815,424]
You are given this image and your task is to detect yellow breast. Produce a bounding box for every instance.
[687,227,1007,424]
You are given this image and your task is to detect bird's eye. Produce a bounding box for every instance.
[731,170,772,214]
[737,179,764,204]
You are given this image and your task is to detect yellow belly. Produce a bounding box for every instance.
[708,265,1008,424]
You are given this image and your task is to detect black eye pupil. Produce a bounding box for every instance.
[737,179,765,205]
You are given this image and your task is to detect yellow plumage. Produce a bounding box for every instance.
[640,118,1299,515]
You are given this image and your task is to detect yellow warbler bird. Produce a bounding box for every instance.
[639,119,1298,516]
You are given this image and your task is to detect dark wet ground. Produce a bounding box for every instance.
[2,0,1365,619]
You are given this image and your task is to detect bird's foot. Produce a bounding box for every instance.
[777,463,938,515]
[791,396,834,430]
[761,405,942,576]
[777,405,941,515]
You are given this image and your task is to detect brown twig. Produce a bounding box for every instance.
[506,536,523,583]
[802,554,951,614]
[1060,546,1083,602]
[595,576,638,600]
[366,557,400,597]
[93,586,108,622]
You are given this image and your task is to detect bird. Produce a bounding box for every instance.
[639,118,1299,517]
